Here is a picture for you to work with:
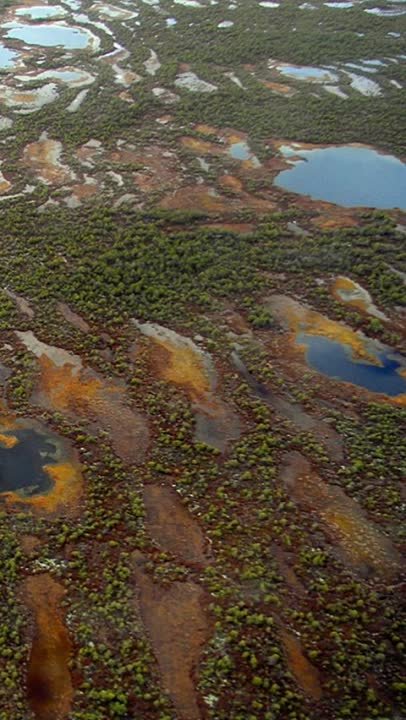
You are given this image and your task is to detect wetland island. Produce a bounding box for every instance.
[0,0,404,718]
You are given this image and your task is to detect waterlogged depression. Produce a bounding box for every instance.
[275,145,406,208]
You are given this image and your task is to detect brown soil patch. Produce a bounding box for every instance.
[232,351,343,462]
[20,534,42,556]
[181,137,222,155]
[160,184,274,215]
[57,303,90,333]
[260,80,294,95]
[280,629,322,700]
[37,356,148,464]
[312,213,358,230]
[110,146,181,193]
[133,553,210,720]
[144,485,209,566]
[24,138,74,186]
[202,222,255,234]
[110,148,141,164]
[149,338,212,403]
[5,288,34,318]
[70,182,99,201]
[144,329,241,451]
[280,452,403,579]
[219,174,244,192]
[24,574,73,720]
[272,544,306,595]
[194,124,218,136]
[15,333,148,464]
[194,396,241,452]
[0,172,11,194]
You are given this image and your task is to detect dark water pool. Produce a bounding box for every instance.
[297,333,406,396]
[0,429,57,495]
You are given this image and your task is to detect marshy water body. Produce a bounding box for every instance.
[0,427,56,495]
[275,145,406,208]
[0,42,19,68]
[228,141,261,166]
[297,333,406,396]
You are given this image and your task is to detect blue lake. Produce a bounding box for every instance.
[274,145,406,209]
[6,23,93,49]
[297,333,406,396]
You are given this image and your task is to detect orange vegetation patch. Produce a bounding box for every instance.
[331,276,388,323]
[280,629,322,700]
[135,322,240,452]
[268,295,378,363]
[332,276,364,304]
[202,222,255,234]
[312,213,358,230]
[160,184,274,215]
[281,452,403,579]
[149,337,212,403]
[24,574,73,720]
[37,356,148,464]
[3,457,83,516]
[133,553,210,720]
[194,123,218,136]
[219,174,244,192]
[159,185,228,213]
[0,431,18,448]
[181,136,222,155]
[144,485,209,566]
[260,80,294,94]
[0,172,11,194]
[24,137,74,186]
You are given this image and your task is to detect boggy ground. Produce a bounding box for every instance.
[0,2,404,705]
[23,574,73,720]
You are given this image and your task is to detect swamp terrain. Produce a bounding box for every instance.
[0,0,404,718]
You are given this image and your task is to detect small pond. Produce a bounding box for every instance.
[0,42,19,69]
[297,333,406,396]
[274,145,406,208]
[228,141,261,166]
[5,22,96,49]
[277,64,338,82]
[0,427,57,495]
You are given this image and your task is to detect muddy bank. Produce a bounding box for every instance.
[24,574,73,720]
[133,552,210,720]
[280,452,403,579]
[144,485,209,566]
